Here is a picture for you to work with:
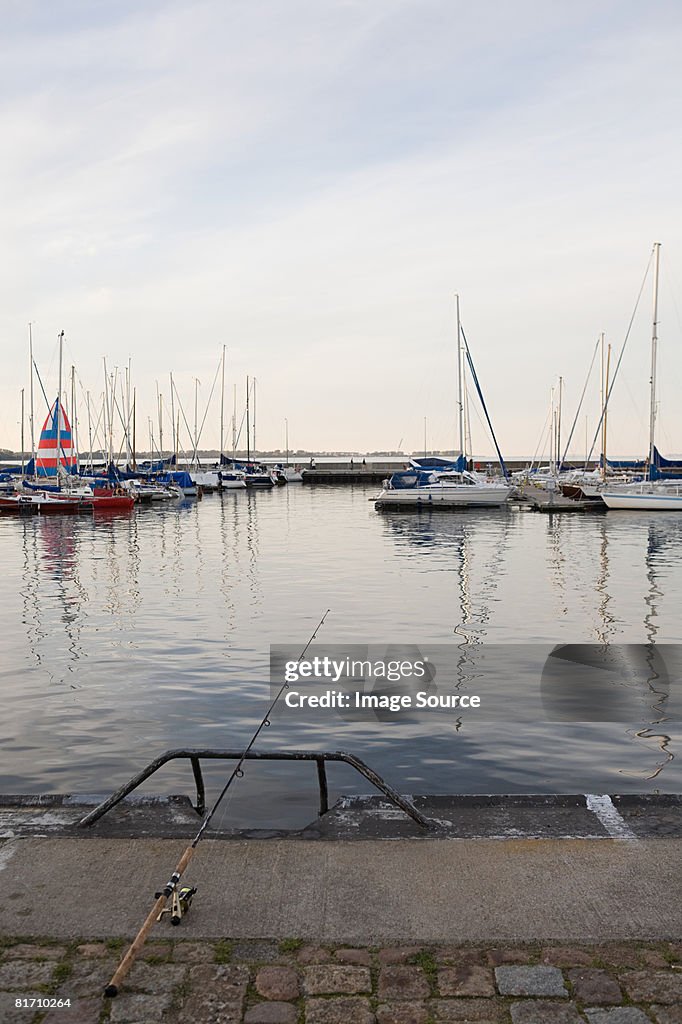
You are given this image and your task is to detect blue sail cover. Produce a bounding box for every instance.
[650,447,682,479]
[603,447,682,479]
[388,469,444,489]
[602,454,647,471]
[410,456,467,471]
[153,470,194,489]
[136,455,177,472]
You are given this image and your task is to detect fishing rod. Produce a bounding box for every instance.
[104,609,330,998]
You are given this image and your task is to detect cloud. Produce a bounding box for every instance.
[1,1,682,455]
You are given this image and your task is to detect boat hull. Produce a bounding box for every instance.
[602,490,682,510]
[375,485,512,509]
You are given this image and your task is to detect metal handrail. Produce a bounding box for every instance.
[77,748,432,829]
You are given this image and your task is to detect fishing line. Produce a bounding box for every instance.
[104,609,330,999]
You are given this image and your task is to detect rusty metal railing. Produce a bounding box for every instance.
[77,748,432,829]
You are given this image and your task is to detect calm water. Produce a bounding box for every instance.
[1,484,680,828]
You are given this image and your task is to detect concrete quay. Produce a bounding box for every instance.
[0,793,680,944]
[0,793,680,1021]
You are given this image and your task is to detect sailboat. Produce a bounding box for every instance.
[602,243,682,510]
[375,295,512,509]
[23,333,133,512]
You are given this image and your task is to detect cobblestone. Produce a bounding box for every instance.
[172,940,217,962]
[0,960,56,988]
[567,968,623,1003]
[621,970,682,1004]
[488,947,539,966]
[304,964,372,995]
[297,944,333,964]
[109,991,174,1022]
[232,941,281,963]
[243,1003,298,1024]
[335,947,373,965]
[438,965,496,997]
[42,996,102,1024]
[510,1001,584,1023]
[305,996,375,1023]
[495,965,568,997]
[376,1002,430,1024]
[584,1010,654,1024]
[255,965,299,1000]
[650,1008,682,1024]
[378,947,423,965]
[75,943,110,958]
[0,936,674,1024]
[2,943,68,960]
[431,998,506,1021]
[377,965,431,1000]
[541,947,597,967]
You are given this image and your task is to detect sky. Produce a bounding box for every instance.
[2,0,682,457]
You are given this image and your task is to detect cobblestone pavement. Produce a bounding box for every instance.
[0,938,680,1024]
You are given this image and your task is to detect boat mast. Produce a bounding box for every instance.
[71,364,79,473]
[456,294,464,459]
[253,377,257,456]
[28,323,36,471]
[86,391,93,470]
[132,388,137,470]
[57,330,64,479]
[193,377,200,469]
[232,383,237,459]
[20,388,25,477]
[169,372,176,461]
[648,242,661,480]
[600,332,606,480]
[556,376,562,472]
[125,361,132,467]
[219,344,226,462]
[603,344,611,475]
[246,375,250,462]
[285,417,289,467]
[159,392,164,457]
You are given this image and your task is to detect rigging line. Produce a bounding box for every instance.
[560,335,600,467]
[529,397,554,472]
[460,326,509,478]
[189,357,222,466]
[104,609,330,1000]
[171,377,196,461]
[584,248,654,470]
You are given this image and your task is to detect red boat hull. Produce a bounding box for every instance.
[91,495,135,511]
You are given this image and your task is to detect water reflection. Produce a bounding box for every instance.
[0,492,680,807]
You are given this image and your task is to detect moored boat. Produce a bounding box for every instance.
[375,469,512,508]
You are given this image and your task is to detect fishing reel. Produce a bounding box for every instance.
[156,885,197,926]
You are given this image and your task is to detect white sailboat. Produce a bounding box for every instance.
[602,243,682,511]
[375,468,512,508]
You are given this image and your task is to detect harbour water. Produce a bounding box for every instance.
[2,483,681,828]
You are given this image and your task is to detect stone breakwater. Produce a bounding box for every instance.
[1,937,681,1023]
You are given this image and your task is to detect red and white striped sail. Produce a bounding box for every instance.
[36,398,77,477]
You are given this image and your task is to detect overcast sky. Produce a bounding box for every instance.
[2,0,682,457]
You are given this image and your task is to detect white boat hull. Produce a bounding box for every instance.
[602,489,682,510]
[375,484,512,508]
[192,471,221,492]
